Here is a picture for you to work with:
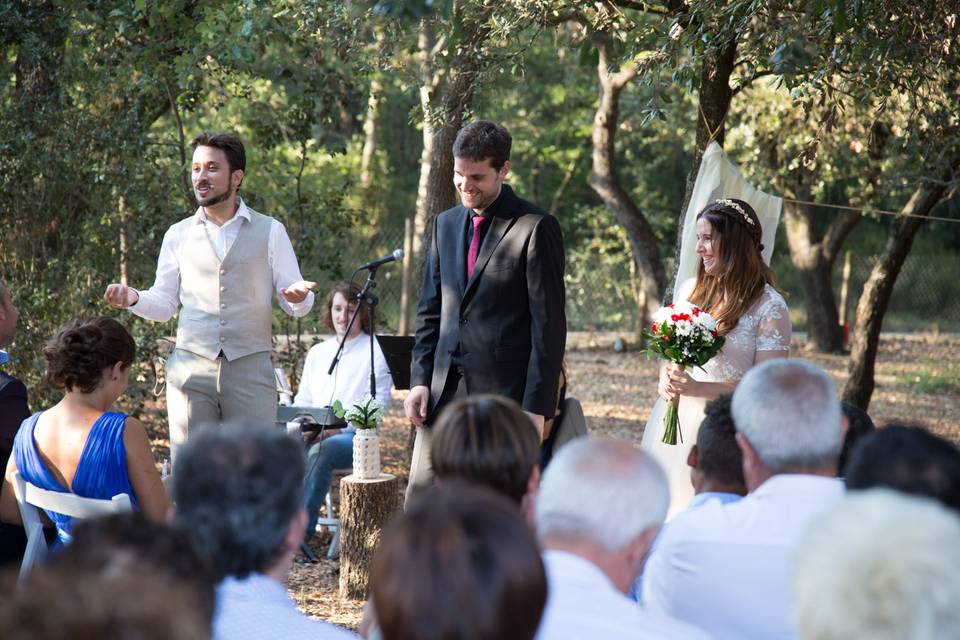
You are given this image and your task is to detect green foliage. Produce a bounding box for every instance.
[332,396,385,429]
[899,361,960,395]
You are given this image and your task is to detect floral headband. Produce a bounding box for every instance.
[715,199,755,227]
[712,199,764,251]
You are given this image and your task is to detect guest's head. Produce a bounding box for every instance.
[43,317,136,395]
[837,401,876,473]
[1,514,213,639]
[452,121,511,212]
[536,438,668,593]
[172,424,307,582]
[430,394,540,504]
[844,424,960,512]
[320,280,383,339]
[732,359,843,490]
[688,394,746,496]
[0,278,19,348]
[50,512,215,622]
[793,489,960,640]
[371,482,546,640]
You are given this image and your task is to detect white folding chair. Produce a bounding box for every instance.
[314,467,352,559]
[12,471,133,582]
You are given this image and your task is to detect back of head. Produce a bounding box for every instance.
[837,402,876,473]
[172,424,305,581]
[51,512,215,622]
[372,482,546,640]
[2,515,213,640]
[844,424,960,512]
[430,394,540,504]
[535,438,668,551]
[732,359,842,472]
[793,489,960,640]
[453,121,512,170]
[695,394,746,491]
[44,317,136,393]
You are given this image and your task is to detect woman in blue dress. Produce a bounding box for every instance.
[0,317,169,545]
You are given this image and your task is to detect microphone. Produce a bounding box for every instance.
[355,249,404,271]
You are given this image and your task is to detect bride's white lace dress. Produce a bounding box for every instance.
[641,279,792,516]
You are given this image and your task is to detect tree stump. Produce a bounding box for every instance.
[338,473,401,600]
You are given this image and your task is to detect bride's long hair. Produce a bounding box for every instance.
[688,199,779,335]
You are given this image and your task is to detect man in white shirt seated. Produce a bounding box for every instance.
[173,424,355,640]
[641,359,846,640]
[535,438,709,640]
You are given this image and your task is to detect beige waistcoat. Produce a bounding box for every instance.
[175,209,274,361]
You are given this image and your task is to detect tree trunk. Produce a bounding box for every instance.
[413,14,490,268]
[588,36,667,314]
[338,473,401,600]
[781,178,846,353]
[668,39,736,303]
[360,29,384,196]
[842,174,953,409]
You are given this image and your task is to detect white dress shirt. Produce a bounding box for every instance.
[294,332,393,431]
[214,573,356,640]
[537,550,709,640]
[641,474,845,640]
[130,198,314,321]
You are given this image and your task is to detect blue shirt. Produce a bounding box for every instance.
[214,573,356,640]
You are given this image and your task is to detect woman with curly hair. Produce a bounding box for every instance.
[0,318,169,546]
[641,199,792,515]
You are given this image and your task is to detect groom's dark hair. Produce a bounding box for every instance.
[453,121,512,170]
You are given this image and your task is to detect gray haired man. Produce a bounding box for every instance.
[641,359,846,640]
[535,438,707,639]
[172,424,355,640]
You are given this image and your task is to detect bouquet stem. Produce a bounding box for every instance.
[661,365,684,445]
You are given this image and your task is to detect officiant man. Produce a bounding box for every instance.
[104,132,316,458]
[404,120,566,502]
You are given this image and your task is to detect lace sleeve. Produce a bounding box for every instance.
[755,288,792,352]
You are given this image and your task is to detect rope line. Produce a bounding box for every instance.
[781,197,959,224]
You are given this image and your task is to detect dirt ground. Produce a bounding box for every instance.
[142,332,960,632]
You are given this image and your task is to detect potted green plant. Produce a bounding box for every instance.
[333,396,385,479]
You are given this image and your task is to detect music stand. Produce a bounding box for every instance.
[375,335,415,391]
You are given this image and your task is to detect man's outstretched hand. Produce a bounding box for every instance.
[104,283,138,309]
[280,280,317,304]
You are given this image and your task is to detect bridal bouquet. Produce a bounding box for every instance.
[643,302,725,445]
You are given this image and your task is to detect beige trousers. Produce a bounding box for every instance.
[405,426,435,506]
[165,349,277,461]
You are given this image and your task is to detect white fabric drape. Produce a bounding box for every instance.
[673,142,783,299]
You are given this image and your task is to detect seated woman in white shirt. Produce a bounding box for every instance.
[295,281,393,540]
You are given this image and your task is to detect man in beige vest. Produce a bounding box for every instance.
[104,132,315,459]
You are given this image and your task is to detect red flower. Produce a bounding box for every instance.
[692,306,701,316]
[711,330,718,338]
[671,313,691,322]
[651,322,660,333]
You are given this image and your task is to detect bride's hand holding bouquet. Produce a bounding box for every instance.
[644,302,725,445]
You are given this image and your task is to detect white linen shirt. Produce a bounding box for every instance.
[214,573,356,640]
[537,550,709,640]
[294,332,393,431]
[641,474,845,640]
[130,198,314,321]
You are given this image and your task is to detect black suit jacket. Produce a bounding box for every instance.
[411,184,566,420]
[0,371,29,473]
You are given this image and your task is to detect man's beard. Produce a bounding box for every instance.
[195,186,233,208]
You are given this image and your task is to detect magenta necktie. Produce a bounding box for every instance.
[466,215,489,280]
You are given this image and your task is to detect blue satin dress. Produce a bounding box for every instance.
[13,411,138,545]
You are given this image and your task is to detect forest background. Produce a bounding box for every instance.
[2,0,958,416]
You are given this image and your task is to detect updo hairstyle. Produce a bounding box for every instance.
[44,317,136,393]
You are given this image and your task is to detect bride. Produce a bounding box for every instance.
[641,198,791,516]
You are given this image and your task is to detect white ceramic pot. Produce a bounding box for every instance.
[352,428,381,480]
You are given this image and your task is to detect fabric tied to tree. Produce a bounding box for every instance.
[466,214,489,280]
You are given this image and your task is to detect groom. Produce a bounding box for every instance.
[404,120,567,501]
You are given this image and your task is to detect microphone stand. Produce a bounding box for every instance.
[327,268,380,400]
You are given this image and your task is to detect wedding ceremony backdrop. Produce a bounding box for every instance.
[2,0,958,412]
